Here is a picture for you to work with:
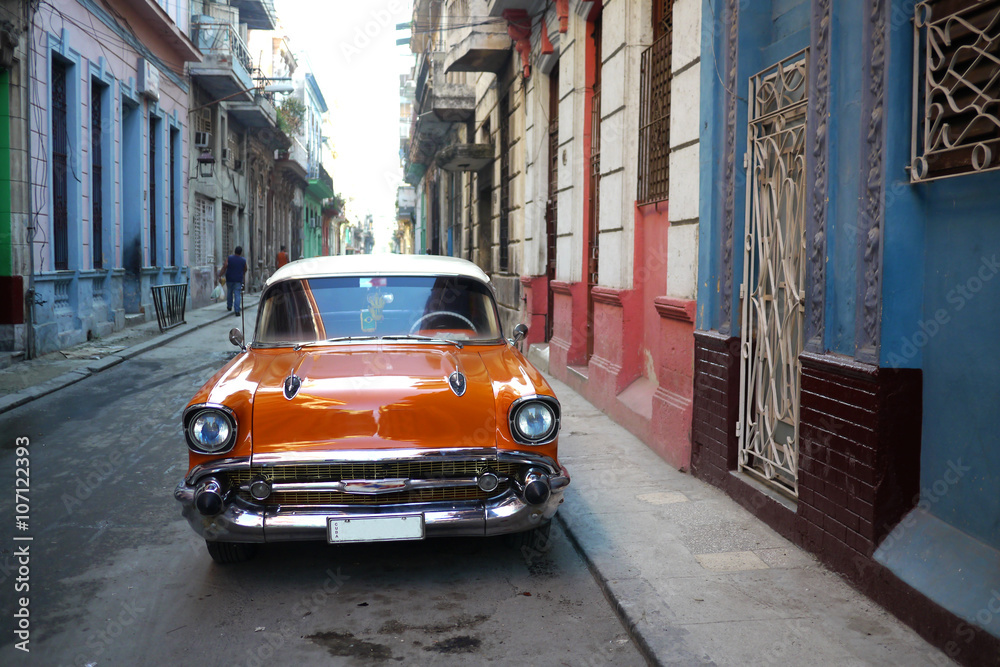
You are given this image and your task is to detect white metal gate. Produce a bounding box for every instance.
[737,50,809,498]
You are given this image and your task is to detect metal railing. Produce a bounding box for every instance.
[191,20,253,76]
[151,283,188,332]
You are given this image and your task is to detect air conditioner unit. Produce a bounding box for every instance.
[137,58,161,101]
[222,148,232,164]
[194,131,212,148]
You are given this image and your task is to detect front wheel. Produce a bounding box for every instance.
[507,521,553,552]
[206,541,258,564]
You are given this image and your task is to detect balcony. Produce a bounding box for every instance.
[307,163,335,200]
[228,0,277,30]
[444,0,512,73]
[227,91,277,128]
[276,136,308,181]
[190,19,254,100]
[436,143,494,172]
[416,53,475,122]
[485,0,548,16]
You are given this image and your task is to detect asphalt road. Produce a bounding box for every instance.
[0,308,643,666]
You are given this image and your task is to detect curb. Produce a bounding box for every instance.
[556,513,666,667]
[0,301,257,416]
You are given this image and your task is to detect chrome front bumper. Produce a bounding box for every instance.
[174,466,569,543]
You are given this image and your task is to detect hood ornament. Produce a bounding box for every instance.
[448,371,467,397]
[283,374,302,400]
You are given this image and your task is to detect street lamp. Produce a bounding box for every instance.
[197,150,216,178]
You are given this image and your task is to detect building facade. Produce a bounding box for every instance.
[0,0,29,360]
[298,71,333,259]
[696,0,1000,660]
[25,0,199,355]
[187,0,281,306]
[404,0,702,466]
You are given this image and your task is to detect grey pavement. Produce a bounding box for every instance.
[0,308,951,665]
[530,346,951,666]
[0,295,257,414]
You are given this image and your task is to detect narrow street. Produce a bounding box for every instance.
[0,311,641,666]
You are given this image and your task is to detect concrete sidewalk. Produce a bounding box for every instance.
[0,297,257,415]
[539,362,951,665]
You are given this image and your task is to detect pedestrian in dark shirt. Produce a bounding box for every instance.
[219,246,248,316]
[276,245,289,269]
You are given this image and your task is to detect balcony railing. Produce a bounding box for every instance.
[191,20,253,75]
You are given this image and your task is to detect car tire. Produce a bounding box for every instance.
[206,541,258,564]
[507,520,553,552]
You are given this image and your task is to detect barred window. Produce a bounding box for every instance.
[637,0,673,204]
[193,195,215,266]
[499,91,511,272]
[911,0,1000,182]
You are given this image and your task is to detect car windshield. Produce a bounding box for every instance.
[255,275,503,345]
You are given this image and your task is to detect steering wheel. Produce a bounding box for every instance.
[409,310,476,333]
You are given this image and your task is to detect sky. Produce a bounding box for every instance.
[275,0,414,252]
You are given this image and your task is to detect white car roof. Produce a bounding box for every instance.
[265,254,492,287]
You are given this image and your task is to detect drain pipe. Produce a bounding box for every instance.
[23,0,36,359]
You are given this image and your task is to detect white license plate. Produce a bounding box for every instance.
[327,515,425,543]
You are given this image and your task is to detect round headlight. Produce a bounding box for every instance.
[510,399,558,444]
[186,408,237,454]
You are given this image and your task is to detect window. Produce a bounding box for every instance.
[91,80,106,269]
[149,114,161,266]
[637,0,673,204]
[193,195,215,266]
[52,58,69,270]
[222,204,235,257]
[256,276,502,345]
[170,126,180,267]
[227,129,240,169]
[498,91,510,272]
[910,0,1000,181]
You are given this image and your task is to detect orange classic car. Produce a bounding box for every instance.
[174,254,569,563]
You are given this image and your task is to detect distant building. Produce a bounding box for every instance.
[188,0,283,303]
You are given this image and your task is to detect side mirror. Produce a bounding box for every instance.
[229,327,245,350]
[510,323,528,346]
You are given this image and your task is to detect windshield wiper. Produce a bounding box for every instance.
[380,334,464,349]
[294,335,378,350]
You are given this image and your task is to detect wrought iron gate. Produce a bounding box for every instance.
[737,50,809,498]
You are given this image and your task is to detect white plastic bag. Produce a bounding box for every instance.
[211,283,224,301]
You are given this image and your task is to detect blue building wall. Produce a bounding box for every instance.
[877,0,1000,552]
[698,0,1000,646]
[824,1,864,356]
[696,0,811,332]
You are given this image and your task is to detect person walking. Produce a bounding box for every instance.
[276,245,289,269]
[219,246,248,316]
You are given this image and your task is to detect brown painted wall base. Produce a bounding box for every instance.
[690,330,1000,665]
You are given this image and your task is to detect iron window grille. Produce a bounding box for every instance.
[149,115,158,267]
[638,2,673,204]
[91,81,104,269]
[52,58,69,271]
[499,91,511,272]
[910,0,1000,182]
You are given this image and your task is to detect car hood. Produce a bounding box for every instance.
[250,345,498,455]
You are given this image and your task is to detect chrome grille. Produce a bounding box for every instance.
[268,486,495,506]
[226,460,520,506]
